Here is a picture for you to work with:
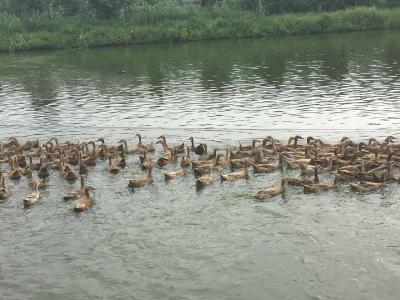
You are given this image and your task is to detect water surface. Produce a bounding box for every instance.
[1,30,400,300]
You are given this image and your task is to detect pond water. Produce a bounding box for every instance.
[1,30,400,300]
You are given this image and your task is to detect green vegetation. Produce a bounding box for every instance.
[0,0,400,51]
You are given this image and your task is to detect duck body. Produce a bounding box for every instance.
[350,181,384,192]
[128,168,153,188]
[220,165,248,182]
[23,181,40,207]
[0,174,10,199]
[73,187,95,212]
[164,168,187,180]
[252,179,287,200]
[196,174,213,188]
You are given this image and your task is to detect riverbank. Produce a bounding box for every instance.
[1,5,400,52]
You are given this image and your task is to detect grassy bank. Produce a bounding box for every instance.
[1,5,400,52]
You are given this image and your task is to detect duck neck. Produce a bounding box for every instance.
[80,176,85,188]
[314,168,319,184]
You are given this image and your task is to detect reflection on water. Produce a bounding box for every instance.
[1,30,400,300]
[1,29,400,142]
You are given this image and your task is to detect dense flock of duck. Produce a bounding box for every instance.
[0,134,399,212]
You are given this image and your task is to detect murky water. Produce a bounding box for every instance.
[1,30,400,300]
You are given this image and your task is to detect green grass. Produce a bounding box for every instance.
[1,5,400,52]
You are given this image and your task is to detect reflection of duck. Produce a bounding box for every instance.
[252,179,287,200]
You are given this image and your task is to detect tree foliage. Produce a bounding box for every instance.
[0,0,398,18]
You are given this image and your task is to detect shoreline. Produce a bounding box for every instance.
[1,6,400,52]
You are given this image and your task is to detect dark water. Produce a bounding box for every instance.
[1,30,400,299]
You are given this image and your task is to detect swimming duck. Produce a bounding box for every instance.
[140,150,153,170]
[23,180,40,207]
[0,174,10,199]
[350,179,384,192]
[119,139,138,155]
[181,146,193,168]
[189,137,205,155]
[26,168,48,190]
[107,156,121,174]
[78,151,89,175]
[159,135,185,154]
[128,167,153,188]
[64,176,86,201]
[252,154,283,173]
[302,168,340,193]
[73,186,95,212]
[196,173,213,188]
[8,156,22,180]
[38,156,50,179]
[239,139,257,152]
[164,168,188,180]
[137,134,155,153]
[285,177,314,186]
[220,162,248,182]
[252,178,287,200]
[61,165,78,182]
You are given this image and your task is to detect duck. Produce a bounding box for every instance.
[78,151,89,175]
[64,176,86,201]
[230,156,252,169]
[252,178,287,200]
[193,164,214,177]
[26,169,48,190]
[350,173,385,192]
[285,177,314,186]
[118,139,138,155]
[8,156,22,180]
[115,149,127,169]
[106,156,121,174]
[196,173,213,188]
[239,139,257,152]
[73,186,95,212]
[23,180,41,207]
[350,180,384,192]
[302,168,340,193]
[128,167,153,188]
[159,135,185,154]
[164,168,188,180]
[136,134,155,153]
[252,153,283,173]
[38,156,50,179]
[181,146,193,168]
[189,137,205,155]
[0,174,10,199]
[139,150,153,170]
[220,163,248,182]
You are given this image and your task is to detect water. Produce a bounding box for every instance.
[1,30,400,299]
